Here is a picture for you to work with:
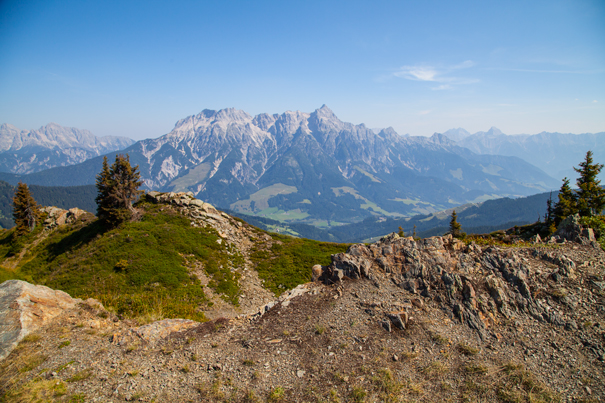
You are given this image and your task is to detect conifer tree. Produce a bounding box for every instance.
[13,182,39,235]
[574,150,605,217]
[95,156,113,220]
[544,191,554,225]
[95,154,143,224]
[449,210,464,238]
[553,177,577,225]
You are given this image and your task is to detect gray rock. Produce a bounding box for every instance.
[311,265,323,282]
[0,280,82,360]
[331,269,344,283]
[555,214,596,245]
[330,252,372,280]
[530,234,542,244]
[387,313,407,330]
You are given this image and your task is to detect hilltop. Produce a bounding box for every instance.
[0,192,348,322]
[0,195,603,402]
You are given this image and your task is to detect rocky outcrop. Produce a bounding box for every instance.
[40,206,89,229]
[0,280,84,360]
[317,232,599,340]
[554,213,598,246]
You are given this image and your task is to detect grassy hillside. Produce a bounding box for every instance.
[0,200,349,323]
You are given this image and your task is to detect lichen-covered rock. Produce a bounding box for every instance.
[0,280,82,360]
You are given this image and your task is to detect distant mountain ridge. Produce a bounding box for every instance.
[2,106,558,225]
[227,190,555,242]
[0,123,135,174]
[442,127,605,180]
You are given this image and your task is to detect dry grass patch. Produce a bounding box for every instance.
[19,353,48,373]
[66,369,92,383]
[422,360,448,376]
[457,342,479,356]
[3,378,67,402]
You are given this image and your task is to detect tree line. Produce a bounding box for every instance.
[446,150,604,239]
[11,154,143,234]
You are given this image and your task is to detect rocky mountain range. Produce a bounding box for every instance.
[443,127,605,181]
[0,123,134,174]
[0,106,558,225]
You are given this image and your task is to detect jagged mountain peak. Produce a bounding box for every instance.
[430,132,455,146]
[313,104,336,118]
[43,122,65,130]
[0,123,19,131]
[376,127,399,139]
[486,126,504,136]
[213,107,253,123]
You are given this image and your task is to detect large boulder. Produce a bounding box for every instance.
[41,206,89,229]
[0,280,82,360]
[555,214,597,246]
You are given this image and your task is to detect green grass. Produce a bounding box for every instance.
[2,202,247,321]
[0,216,47,263]
[1,200,348,322]
[0,266,19,283]
[66,369,92,382]
[231,183,298,214]
[250,233,349,295]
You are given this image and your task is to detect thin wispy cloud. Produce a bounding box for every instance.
[394,66,440,81]
[393,61,478,90]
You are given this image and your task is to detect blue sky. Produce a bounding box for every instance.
[0,0,603,140]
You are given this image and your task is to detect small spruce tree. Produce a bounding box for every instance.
[544,191,554,225]
[95,154,143,224]
[574,150,605,217]
[95,156,113,220]
[449,210,464,239]
[553,177,578,225]
[13,182,40,235]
